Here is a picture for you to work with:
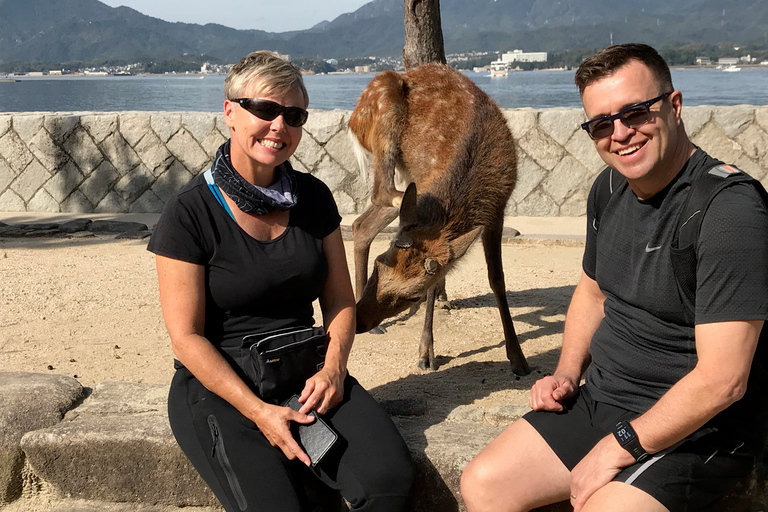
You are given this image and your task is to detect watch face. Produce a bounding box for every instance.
[615,423,632,444]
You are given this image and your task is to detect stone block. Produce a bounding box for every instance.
[0,372,84,505]
[517,129,565,172]
[11,159,50,202]
[304,110,348,145]
[538,108,584,147]
[516,189,559,217]
[564,132,604,174]
[29,130,68,172]
[559,188,589,217]
[151,161,193,203]
[0,115,10,138]
[114,165,154,204]
[201,130,227,160]
[503,108,537,140]
[293,134,324,172]
[44,115,80,144]
[62,127,102,176]
[119,113,152,147]
[681,105,713,138]
[215,115,230,139]
[332,190,355,215]
[129,190,164,213]
[313,153,347,191]
[95,191,129,213]
[756,106,768,134]
[735,124,768,162]
[151,114,182,143]
[325,129,359,174]
[541,156,590,207]
[81,114,118,145]
[0,130,34,175]
[712,105,754,138]
[79,161,120,207]
[45,161,84,203]
[101,132,141,174]
[0,189,25,211]
[0,159,13,191]
[690,123,744,167]
[12,115,44,143]
[166,129,210,174]
[134,132,172,174]
[21,382,216,507]
[27,189,60,212]
[182,113,216,143]
[60,191,95,214]
[511,156,546,205]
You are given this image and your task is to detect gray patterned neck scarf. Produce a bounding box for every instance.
[212,140,298,215]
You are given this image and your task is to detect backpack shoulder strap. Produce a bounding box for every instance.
[204,168,236,222]
[671,163,768,319]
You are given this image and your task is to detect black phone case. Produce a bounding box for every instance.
[282,395,339,467]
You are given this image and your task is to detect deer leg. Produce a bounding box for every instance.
[370,153,404,208]
[352,204,400,299]
[418,285,438,370]
[482,217,531,376]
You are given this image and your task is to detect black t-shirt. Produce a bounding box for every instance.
[582,149,768,418]
[147,167,341,351]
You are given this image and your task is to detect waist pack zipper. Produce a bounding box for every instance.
[208,414,248,511]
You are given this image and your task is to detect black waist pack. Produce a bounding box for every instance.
[241,326,328,402]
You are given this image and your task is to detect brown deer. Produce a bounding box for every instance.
[348,63,530,375]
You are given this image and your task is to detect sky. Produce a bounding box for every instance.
[99,0,372,33]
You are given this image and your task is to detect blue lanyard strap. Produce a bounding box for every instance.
[204,168,236,222]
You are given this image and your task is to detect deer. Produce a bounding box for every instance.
[347,63,530,376]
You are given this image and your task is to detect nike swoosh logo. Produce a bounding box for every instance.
[645,243,662,253]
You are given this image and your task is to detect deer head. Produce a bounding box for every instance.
[356,183,483,333]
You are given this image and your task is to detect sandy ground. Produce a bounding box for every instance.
[0,233,584,416]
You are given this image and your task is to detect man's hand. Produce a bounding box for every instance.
[529,374,579,411]
[298,366,346,415]
[569,434,634,511]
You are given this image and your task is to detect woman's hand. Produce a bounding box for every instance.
[298,366,346,415]
[251,403,315,466]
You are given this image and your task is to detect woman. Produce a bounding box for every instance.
[148,51,414,512]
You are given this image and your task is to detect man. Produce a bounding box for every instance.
[460,43,768,512]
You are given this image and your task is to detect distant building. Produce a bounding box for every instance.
[355,65,372,73]
[718,57,739,66]
[326,58,338,66]
[49,70,63,75]
[696,56,711,66]
[500,49,547,64]
[28,71,44,77]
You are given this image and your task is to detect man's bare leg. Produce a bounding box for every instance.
[461,419,571,512]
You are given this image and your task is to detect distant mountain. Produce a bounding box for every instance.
[0,0,766,64]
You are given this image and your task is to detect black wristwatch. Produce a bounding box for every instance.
[613,420,649,463]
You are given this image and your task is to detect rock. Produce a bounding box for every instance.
[59,219,93,233]
[0,372,84,505]
[88,220,148,233]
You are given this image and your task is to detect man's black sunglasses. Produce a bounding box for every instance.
[580,92,672,140]
[231,98,309,127]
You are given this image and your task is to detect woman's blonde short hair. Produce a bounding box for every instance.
[224,51,309,107]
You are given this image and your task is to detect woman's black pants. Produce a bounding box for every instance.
[168,369,415,512]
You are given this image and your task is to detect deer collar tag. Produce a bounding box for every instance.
[395,233,414,249]
[424,258,439,275]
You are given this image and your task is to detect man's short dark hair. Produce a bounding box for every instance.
[574,43,673,96]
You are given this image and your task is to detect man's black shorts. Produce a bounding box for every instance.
[523,385,754,512]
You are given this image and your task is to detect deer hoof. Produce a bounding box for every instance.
[418,358,431,371]
[510,361,531,377]
[391,196,402,208]
[369,326,387,335]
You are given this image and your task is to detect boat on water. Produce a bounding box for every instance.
[489,60,508,77]
[723,65,741,72]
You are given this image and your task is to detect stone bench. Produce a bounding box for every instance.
[1,372,765,511]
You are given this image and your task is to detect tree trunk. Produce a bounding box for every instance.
[402,0,446,70]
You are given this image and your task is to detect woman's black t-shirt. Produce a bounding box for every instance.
[147,168,341,351]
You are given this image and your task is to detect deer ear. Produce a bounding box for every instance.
[399,183,418,226]
[449,226,483,260]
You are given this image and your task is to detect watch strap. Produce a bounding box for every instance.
[613,420,649,463]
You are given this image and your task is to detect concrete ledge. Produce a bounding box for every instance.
[3,374,767,511]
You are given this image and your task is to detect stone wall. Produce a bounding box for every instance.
[1,106,767,216]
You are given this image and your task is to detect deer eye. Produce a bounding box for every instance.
[424,258,439,275]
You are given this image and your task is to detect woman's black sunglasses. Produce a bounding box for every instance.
[580,92,671,140]
[231,98,309,127]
